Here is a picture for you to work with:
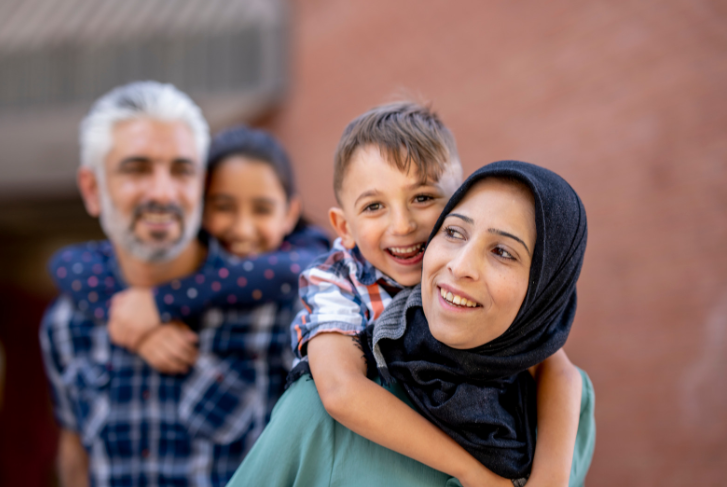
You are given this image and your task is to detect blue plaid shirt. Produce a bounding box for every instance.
[40,238,299,487]
[291,238,406,359]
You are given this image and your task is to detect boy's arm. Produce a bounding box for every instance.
[308,333,510,487]
[527,348,582,487]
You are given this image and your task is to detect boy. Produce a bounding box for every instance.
[289,102,582,486]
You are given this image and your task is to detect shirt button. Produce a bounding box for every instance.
[215,373,224,384]
[142,449,149,458]
[142,390,150,400]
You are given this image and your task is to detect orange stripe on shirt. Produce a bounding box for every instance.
[367,283,385,320]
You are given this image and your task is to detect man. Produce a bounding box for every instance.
[40,81,293,486]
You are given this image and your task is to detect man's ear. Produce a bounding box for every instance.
[328,207,356,249]
[77,167,102,217]
[284,196,303,234]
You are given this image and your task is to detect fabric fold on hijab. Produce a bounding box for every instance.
[365,160,588,479]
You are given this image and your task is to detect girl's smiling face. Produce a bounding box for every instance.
[421,177,536,349]
[203,156,300,257]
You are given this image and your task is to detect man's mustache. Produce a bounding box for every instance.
[130,201,185,226]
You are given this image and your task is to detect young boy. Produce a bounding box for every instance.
[289,102,583,486]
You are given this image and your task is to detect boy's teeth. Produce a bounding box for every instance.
[440,287,477,308]
[389,244,422,254]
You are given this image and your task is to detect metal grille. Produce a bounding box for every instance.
[0,27,262,108]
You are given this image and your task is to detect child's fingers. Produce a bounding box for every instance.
[161,331,198,367]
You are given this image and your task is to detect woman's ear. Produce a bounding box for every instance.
[77,167,102,217]
[284,196,302,234]
[328,207,356,249]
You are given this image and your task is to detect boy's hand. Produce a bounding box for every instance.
[457,465,512,487]
[108,288,161,351]
[137,321,199,375]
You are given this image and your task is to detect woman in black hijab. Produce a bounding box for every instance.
[228,161,595,487]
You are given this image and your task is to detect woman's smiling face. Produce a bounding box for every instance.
[421,177,536,349]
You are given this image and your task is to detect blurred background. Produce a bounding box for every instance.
[0,0,725,485]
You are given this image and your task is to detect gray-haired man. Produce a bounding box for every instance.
[40,82,281,486]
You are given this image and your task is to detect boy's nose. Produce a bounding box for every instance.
[390,209,416,235]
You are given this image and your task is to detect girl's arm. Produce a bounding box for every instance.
[307,333,511,487]
[153,228,329,322]
[48,242,121,321]
[526,348,582,487]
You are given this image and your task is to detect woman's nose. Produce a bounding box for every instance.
[447,243,481,281]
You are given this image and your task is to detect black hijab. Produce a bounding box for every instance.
[372,160,588,479]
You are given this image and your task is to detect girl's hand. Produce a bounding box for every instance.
[136,321,199,374]
[108,288,161,351]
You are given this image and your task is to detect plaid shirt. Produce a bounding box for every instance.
[291,238,406,359]
[40,238,296,487]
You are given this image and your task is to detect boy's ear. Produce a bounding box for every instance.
[284,196,302,234]
[77,167,102,217]
[328,207,356,249]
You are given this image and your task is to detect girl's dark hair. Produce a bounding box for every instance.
[206,125,309,232]
[207,125,297,199]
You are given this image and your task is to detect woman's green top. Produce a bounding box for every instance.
[226,368,595,487]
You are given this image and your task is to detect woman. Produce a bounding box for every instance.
[226,160,595,487]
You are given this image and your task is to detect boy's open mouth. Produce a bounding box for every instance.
[385,242,425,265]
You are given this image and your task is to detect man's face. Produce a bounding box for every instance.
[98,118,204,262]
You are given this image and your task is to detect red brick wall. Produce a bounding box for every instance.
[259,1,727,484]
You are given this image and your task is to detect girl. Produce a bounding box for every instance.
[50,126,329,373]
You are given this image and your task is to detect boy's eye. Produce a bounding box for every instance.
[363,202,382,212]
[414,194,434,204]
[492,247,515,260]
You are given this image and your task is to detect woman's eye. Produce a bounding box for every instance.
[210,203,234,213]
[493,247,514,260]
[444,226,464,240]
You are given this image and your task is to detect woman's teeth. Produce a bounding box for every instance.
[440,287,479,308]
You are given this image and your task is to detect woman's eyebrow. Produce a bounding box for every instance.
[488,228,531,255]
[448,212,474,224]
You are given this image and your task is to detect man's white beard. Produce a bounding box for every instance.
[98,187,202,264]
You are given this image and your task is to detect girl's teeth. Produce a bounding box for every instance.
[453,295,461,305]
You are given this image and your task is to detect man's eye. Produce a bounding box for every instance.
[493,247,514,260]
[120,163,148,174]
[173,165,196,176]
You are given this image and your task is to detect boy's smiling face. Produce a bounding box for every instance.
[329,144,461,286]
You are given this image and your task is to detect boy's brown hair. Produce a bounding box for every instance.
[333,101,459,202]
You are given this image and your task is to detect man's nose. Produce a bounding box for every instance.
[148,167,176,204]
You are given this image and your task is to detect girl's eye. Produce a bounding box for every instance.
[414,194,434,204]
[363,203,382,212]
[493,247,515,260]
[443,226,464,240]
